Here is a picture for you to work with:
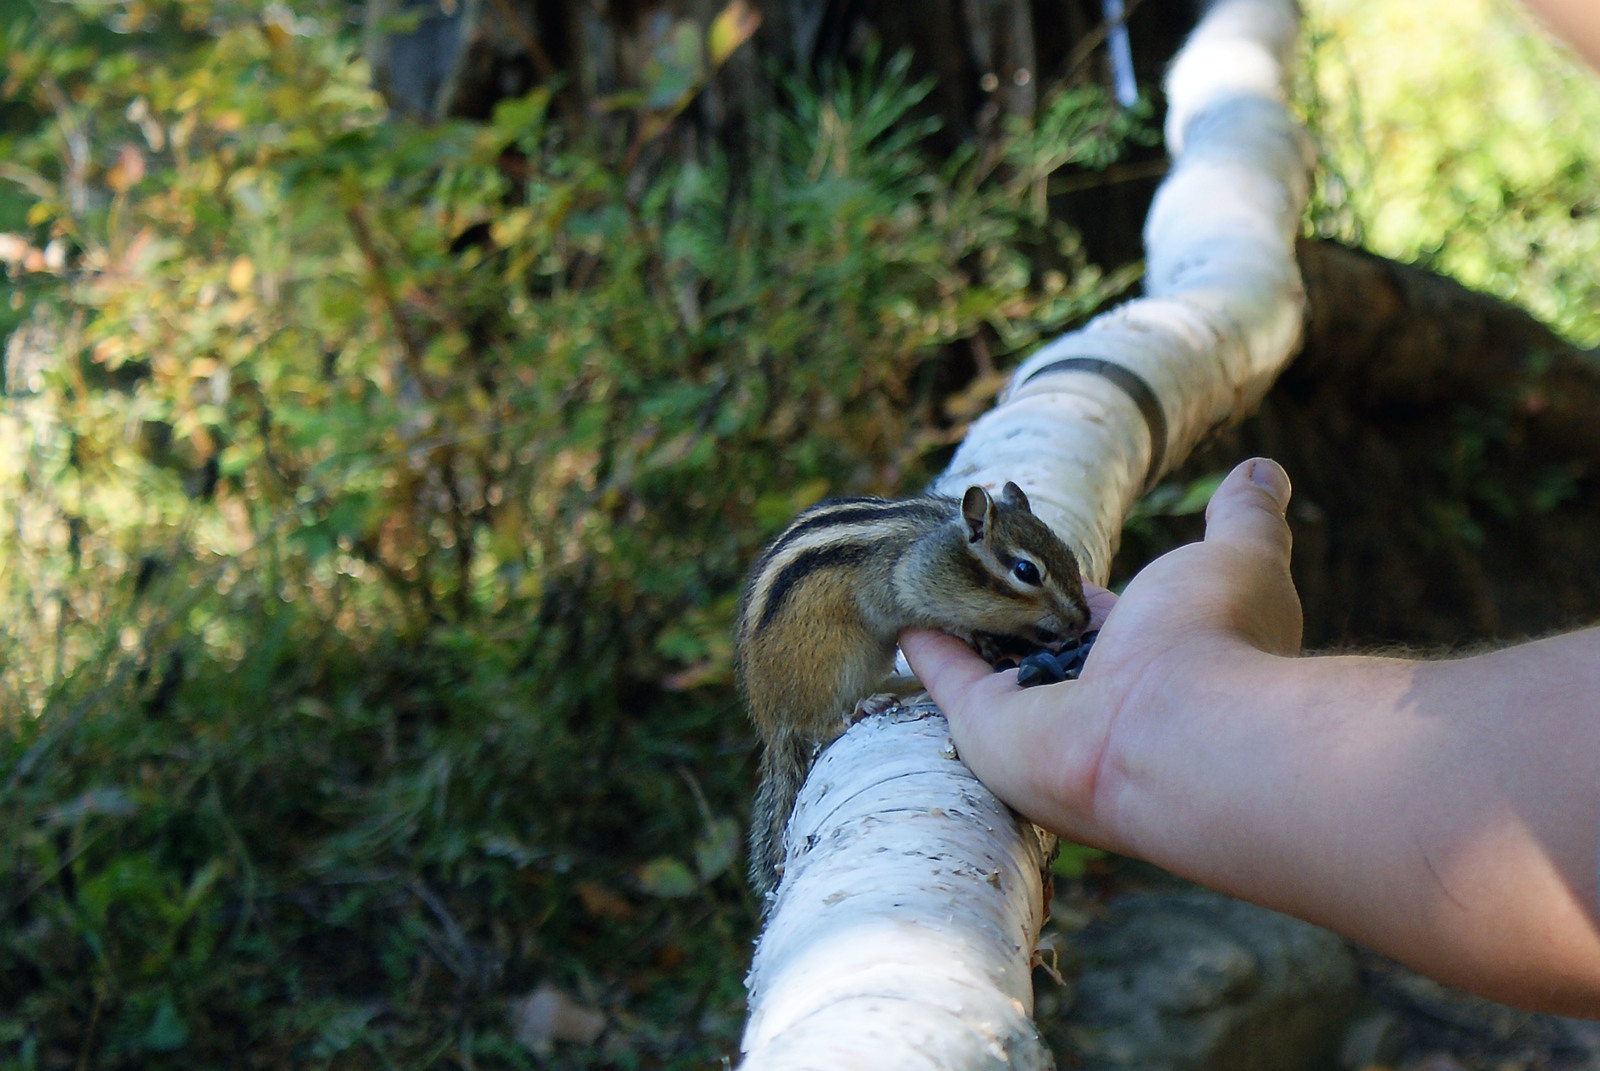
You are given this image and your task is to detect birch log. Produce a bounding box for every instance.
[739,1,1314,1066]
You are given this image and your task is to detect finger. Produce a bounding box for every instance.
[1198,458,1303,653]
[1083,581,1117,630]
[1203,457,1293,565]
[902,628,1109,840]
[899,628,995,700]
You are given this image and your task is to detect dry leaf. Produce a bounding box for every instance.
[509,985,606,1055]
[659,659,721,691]
[708,1,761,68]
[107,145,145,193]
[575,880,635,921]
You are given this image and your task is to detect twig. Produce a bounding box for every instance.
[74,984,104,1071]
[1047,156,1170,195]
[344,203,437,400]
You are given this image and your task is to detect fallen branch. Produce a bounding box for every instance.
[1295,238,1600,462]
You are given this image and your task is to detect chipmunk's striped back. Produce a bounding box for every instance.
[737,496,952,643]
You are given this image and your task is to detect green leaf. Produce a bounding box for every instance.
[142,998,188,1053]
[313,1003,380,1057]
[40,787,137,826]
[1168,472,1226,516]
[1050,842,1105,880]
[693,816,741,881]
[642,22,704,111]
[636,856,697,898]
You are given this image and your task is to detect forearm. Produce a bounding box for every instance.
[1115,629,1600,1013]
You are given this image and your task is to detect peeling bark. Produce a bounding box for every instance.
[741,706,1056,1070]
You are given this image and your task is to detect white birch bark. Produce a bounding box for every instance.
[739,1,1314,1066]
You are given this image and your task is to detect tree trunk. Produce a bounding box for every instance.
[1295,238,1600,464]
[363,0,1190,161]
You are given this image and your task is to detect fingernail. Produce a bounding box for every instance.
[1247,458,1291,509]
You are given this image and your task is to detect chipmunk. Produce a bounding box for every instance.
[735,481,1089,904]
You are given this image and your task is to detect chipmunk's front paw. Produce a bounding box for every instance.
[848,692,901,725]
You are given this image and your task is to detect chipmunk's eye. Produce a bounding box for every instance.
[1011,559,1042,587]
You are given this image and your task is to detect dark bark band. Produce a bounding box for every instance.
[1016,357,1169,491]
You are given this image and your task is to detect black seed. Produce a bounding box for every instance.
[1059,631,1099,680]
[1016,651,1068,687]
[1012,631,1099,688]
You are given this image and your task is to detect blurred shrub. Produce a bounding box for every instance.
[1300,0,1600,344]
[0,1,1134,1064]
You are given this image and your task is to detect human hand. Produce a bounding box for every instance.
[900,457,1302,857]
[908,458,1600,1013]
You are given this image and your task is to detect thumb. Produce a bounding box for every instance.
[1196,457,1301,654]
[1204,457,1294,568]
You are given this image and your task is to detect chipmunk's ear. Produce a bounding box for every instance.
[961,486,995,544]
[1000,481,1032,513]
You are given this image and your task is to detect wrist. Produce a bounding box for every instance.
[1097,641,1316,877]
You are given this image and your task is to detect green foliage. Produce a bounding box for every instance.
[1291,0,1600,556]
[1049,841,1105,881]
[1299,0,1600,345]
[0,1,1135,1065]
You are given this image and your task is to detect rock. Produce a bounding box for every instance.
[1045,889,1360,1071]
[1338,1009,1404,1070]
[1400,1055,1469,1071]
[1352,947,1600,1070]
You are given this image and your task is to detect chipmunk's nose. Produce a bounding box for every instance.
[1034,609,1088,650]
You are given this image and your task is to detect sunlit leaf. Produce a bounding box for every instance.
[707,1,761,69]
[1050,842,1105,879]
[226,255,254,293]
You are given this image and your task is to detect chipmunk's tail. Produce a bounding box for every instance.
[748,731,812,912]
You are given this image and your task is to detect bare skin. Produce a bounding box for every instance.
[902,458,1600,1015]
[1522,0,1600,69]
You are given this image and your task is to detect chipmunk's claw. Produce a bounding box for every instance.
[848,693,901,724]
